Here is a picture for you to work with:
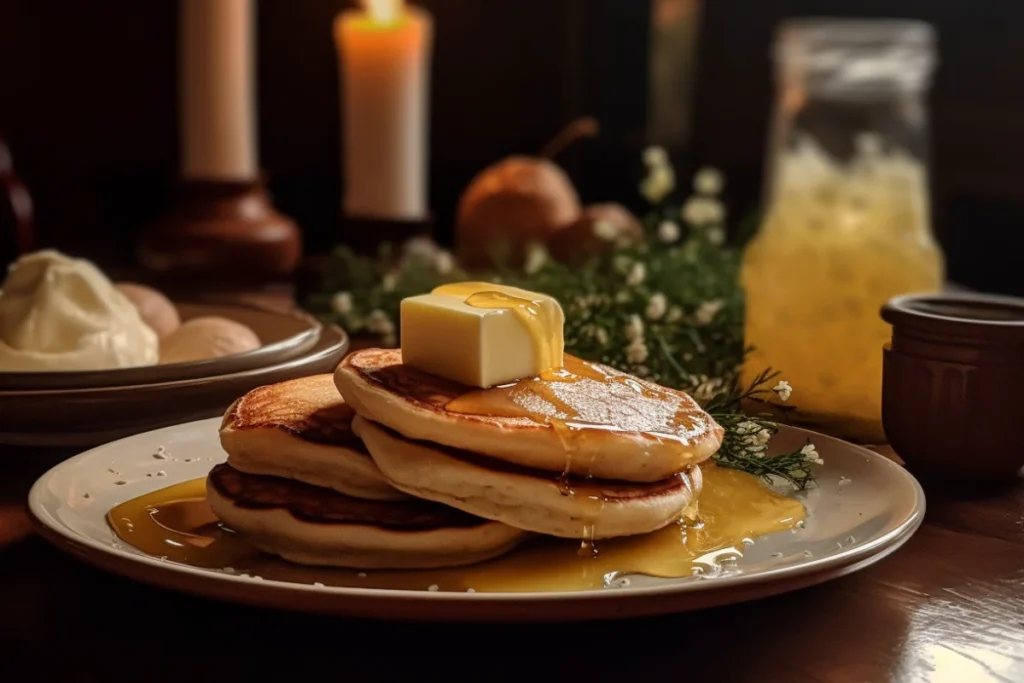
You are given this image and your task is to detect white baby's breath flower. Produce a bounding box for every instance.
[624,314,644,341]
[433,250,455,275]
[773,380,793,402]
[366,309,394,336]
[692,376,723,402]
[737,421,772,451]
[694,299,725,325]
[592,220,620,242]
[642,145,668,168]
[693,167,724,196]
[594,327,609,345]
[800,443,824,465]
[657,220,680,244]
[626,337,649,364]
[681,196,725,226]
[752,429,772,447]
[523,242,549,275]
[401,235,440,262]
[707,226,726,246]
[646,292,667,321]
[626,262,646,287]
[665,306,683,323]
[330,291,353,316]
[381,272,399,292]
[640,164,675,204]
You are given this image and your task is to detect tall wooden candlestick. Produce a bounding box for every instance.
[140,0,300,289]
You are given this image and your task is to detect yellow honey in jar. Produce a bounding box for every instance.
[741,136,944,442]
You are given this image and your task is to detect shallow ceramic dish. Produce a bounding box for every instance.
[0,325,347,448]
[0,302,322,390]
[28,421,924,621]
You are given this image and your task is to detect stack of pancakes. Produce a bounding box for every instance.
[208,349,724,570]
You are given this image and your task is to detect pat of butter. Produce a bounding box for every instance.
[400,281,564,388]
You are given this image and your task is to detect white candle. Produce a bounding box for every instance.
[180,0,258,181]
[335,1,433,220]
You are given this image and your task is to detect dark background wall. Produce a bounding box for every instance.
[0,0,1022,294]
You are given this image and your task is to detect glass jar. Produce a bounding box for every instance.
[741,19,945,443]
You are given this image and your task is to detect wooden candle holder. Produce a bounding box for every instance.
[341,213,433,255]
[138,178,301,290]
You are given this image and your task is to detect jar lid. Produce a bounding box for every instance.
[882,292,1024,346]
[774,18,938,93]
[775,18,936,50]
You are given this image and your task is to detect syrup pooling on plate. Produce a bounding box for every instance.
[106,465,806,592]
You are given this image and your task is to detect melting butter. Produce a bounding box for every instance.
[400,282,565,388]
[433,282,564,375]
[107,465,806,593]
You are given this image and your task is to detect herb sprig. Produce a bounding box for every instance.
[704,369,817,491]
[304,154,821,489]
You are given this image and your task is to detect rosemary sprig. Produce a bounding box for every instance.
[704,369,817,491]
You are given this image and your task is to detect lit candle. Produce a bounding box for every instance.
[334,0,433,220]
[180,0,258,181]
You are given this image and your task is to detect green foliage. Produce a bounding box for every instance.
[303,162,820,490]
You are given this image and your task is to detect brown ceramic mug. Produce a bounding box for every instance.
[881,293,1024,480]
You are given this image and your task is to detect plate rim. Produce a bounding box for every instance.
[3,325,348,397]
[26,417,926,613]
[0,300,322,389]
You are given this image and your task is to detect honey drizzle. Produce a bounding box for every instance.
[443,355,709,556]
[442,355,702,546]
[442,356,697,438]
[107,465,806,593]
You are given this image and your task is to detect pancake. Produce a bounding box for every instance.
[335,348,724,483]
[353,415,703,539]
[207,463,530,569]
[220,374,405,501]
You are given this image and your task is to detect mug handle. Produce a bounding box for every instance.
[0,135,35,255]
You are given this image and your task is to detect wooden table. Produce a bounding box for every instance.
[1,444,1022,681]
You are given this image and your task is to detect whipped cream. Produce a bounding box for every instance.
[0,250,159,371]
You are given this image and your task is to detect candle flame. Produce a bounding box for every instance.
[363,0,403,24]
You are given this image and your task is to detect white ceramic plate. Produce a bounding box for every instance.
[28,419,924,622]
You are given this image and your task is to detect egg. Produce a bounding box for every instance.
[115,282,181,339]
[159,316,261,364]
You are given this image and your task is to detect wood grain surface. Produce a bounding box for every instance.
[1,440,1022,681]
